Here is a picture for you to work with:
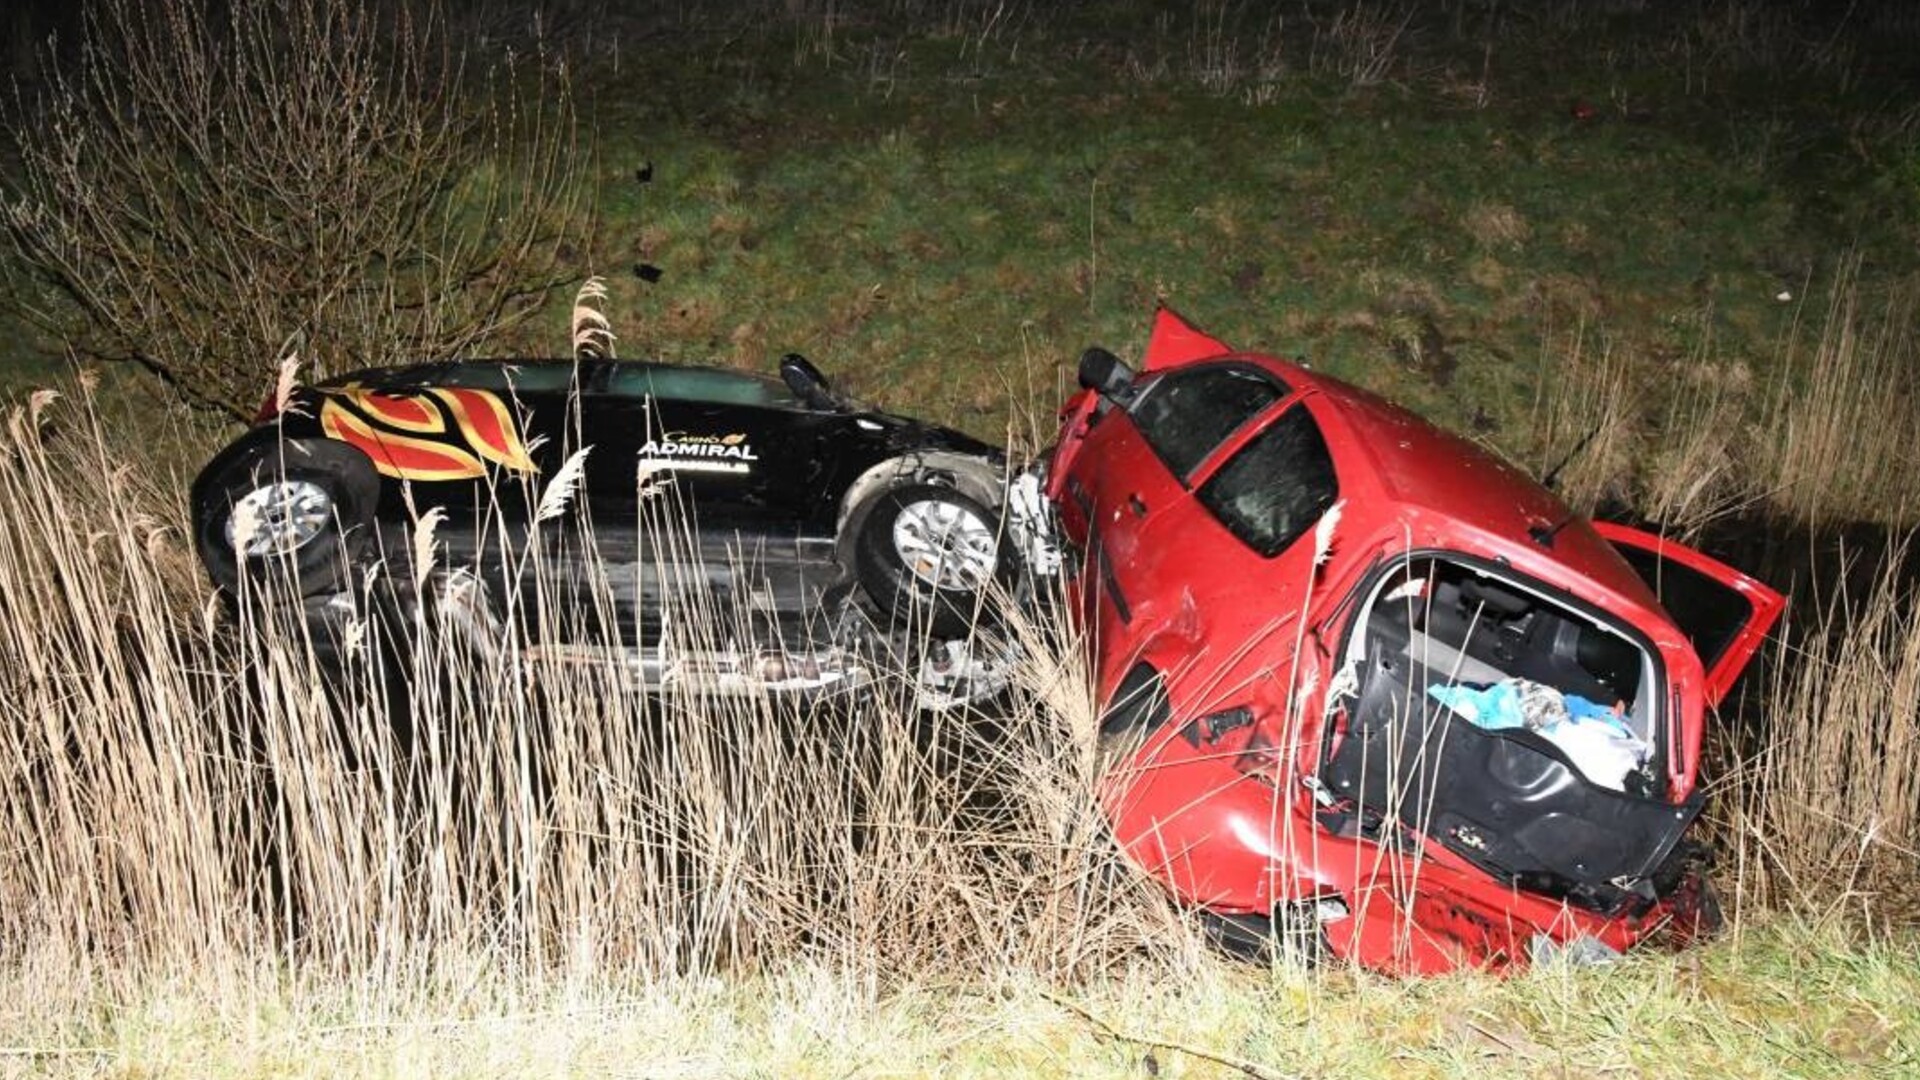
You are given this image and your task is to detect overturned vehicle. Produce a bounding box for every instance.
[190,353,1024,707]
[1043,308,1784,974]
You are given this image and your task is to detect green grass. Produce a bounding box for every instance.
[498,2,1920,452]
[4,918,1913,1078]
[7,2,1918,518]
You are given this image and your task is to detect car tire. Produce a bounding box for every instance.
[851,482,1011,638]
[196,440,379,598]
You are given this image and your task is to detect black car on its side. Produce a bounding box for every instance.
[190,354,1022,702]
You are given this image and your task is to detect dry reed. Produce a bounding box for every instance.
[1753,264,1920,528]
[0,378,1194,987]
[1724,536,1920,919]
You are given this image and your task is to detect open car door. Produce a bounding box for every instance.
[1592,522,1787,707]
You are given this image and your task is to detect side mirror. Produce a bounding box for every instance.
[780,353,839,410]
[1077,347,1135,401]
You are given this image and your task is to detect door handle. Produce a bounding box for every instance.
[1127,493,1148,517]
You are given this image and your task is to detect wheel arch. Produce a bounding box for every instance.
[192,427,381,511]
[833,450,1005,567]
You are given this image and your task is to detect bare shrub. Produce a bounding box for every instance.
[3,0,583,420]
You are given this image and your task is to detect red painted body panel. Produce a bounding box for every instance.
[1050,310,1785,974]
[1141,305,1234,371]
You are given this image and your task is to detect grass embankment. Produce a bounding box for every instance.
[8,2,1920,523]
[529,1,1920,527]
[3,921,1914,1078]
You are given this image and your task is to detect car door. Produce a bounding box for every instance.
[1056,362,1290,684]
[1099,398,1345,907]
[581,364,836,534]
[1136,397,1342,711]
[1591,521,1787,706]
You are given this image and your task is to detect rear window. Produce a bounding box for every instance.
[1197,404,1337,557]
[1129,364,1286,480]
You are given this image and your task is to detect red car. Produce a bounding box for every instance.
[1043,308,1784,974]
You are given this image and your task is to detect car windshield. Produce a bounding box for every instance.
[1195,404,1337,557]
[1129,364,1286,479]
[603,364,801,408]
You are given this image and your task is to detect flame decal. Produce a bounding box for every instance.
[316,385,537,482]
[431,388,537,473]
[321,401,487,481]
[354,391,444,433]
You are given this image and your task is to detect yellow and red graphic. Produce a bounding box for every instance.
[319,387,538,481]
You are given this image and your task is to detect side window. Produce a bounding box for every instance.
[1197,404,1338,557]
[1129,365,1286,480]
[427,362,581,394]
[602,364,799,407]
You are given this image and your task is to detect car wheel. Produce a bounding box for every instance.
[1649,840,1725,949]
[909,635,1019,712]
[197,441,378,598]
[851,483,1009,638]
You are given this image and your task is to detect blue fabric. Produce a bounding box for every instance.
[1426,680,1629,736]
[1427,678,1647,792]
[1426,681,1525,729]
[1561,692,1633,737]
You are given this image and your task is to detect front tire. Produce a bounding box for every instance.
[196,440,379,598]
[851,483,1010,638]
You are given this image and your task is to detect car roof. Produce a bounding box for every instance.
[320,358,800,406]
[1243,354,1664,610]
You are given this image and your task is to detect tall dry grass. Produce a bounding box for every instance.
[1524,268,1920,923]
[1723,538,1920,918]
[1753,266,1920,528]
[1529,266,1920,536]
[1528,325,1643,517]
[0,378,1193,986]
[6,259,1920,989]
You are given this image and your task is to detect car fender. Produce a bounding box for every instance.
[189,423,381,521]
